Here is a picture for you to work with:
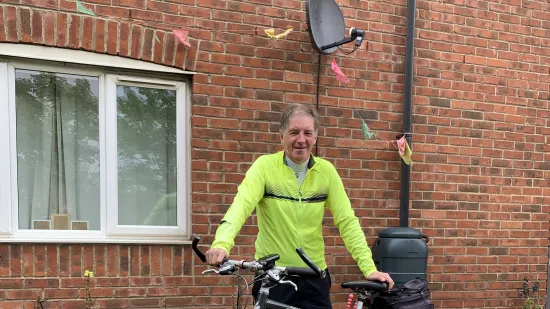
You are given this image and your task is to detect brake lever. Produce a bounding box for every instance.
[202,269,219,275]
[279,279,298,291]
[218,263,236,275]
[202,261,236,276]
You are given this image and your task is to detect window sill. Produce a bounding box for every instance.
[0,233,193,245]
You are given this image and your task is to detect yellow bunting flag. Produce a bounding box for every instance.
[264,26,293,39]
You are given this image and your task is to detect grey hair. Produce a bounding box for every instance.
[280,103,319,132]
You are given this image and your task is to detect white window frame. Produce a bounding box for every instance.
[0,62,12,236]
[0,45,193,244]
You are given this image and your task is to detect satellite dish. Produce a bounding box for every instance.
[306,0,366,55]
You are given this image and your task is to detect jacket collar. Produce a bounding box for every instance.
[281,151,316,169]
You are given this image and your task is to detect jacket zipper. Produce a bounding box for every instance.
[297,167,312,250]
[285,162,314,254]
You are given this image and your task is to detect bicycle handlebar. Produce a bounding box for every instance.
[191,235,322,277]
[296,247,324,278]
[192,236,207,263]
[222,259,319,277]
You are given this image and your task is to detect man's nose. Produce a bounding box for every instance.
[296,132,306,142]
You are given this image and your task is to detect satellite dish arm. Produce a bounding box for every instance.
[321,27,365,50]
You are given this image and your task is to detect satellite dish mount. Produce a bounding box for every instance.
[321,27,365,51]
[306,0,366,55]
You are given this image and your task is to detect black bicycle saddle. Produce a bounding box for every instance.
[341,280,388,292]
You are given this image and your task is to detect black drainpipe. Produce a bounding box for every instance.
[400,0,417,227]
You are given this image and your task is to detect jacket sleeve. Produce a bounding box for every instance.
[325,163,378,278]
[210,157,266,255]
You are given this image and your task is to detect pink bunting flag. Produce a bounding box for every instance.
[331,58,350,83]
[397,136,406,156]
[173,29,191,47]
[396,136,413,165]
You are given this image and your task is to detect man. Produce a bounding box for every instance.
[206,103,394,309]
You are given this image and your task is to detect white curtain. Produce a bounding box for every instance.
[16,70,100,230]
[116,85,177,226]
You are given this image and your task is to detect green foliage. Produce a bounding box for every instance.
[519,277,543,309]
[84,270,98,309]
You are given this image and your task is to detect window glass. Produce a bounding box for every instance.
[15,69,100,231]
[116,85,177,226]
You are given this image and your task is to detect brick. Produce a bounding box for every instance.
[30,10,42,44]
[163,33,175,66]
[43,11,55,46]
[67,15,80,49]
[96,5,130,18]
[130,25,142,59]
[112,0,145,8]
[141,28,153,61]
[94,18,105,52]
[81,17,93,51]
[130,9,163,22]
[106,246,117,277]
[130,246,139,276]
[70,246,82,277]
[94,246,105,277]
[152,31,165,64]
[106,20,117,55]
[20,8,31,42]
[119,22,130,56]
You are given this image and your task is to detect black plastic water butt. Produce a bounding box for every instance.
[371,227,429,287]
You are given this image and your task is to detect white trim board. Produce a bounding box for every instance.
[0,43,196,76]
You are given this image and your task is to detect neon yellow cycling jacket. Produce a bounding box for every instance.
[211,151,378,278]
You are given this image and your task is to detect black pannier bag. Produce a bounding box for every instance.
[372,278,434,309]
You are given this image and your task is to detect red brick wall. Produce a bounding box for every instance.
[1,1,549,308]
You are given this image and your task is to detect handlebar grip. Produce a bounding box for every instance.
[192,236,207,263]
[285,267,319,277]
[296,247,324,278]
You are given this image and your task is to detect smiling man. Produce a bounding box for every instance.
[206,103,393,309]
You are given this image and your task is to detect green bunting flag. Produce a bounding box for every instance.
[76,0,95,16]
[361,119,376,140]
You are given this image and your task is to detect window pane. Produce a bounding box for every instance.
[15,69,100,231]
[116,85,177,226]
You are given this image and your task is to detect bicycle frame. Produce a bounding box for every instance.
[342,282,388,309]
[349,291,372,309]
[255,283,300,309]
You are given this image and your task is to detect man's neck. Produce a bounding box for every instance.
[285,156,309,185]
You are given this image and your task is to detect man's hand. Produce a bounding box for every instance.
[205,248,227,265]
[367,271,395,290]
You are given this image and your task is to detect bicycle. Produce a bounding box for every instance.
[191,236,388,309]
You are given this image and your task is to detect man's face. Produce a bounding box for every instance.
[280,115,317,164]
